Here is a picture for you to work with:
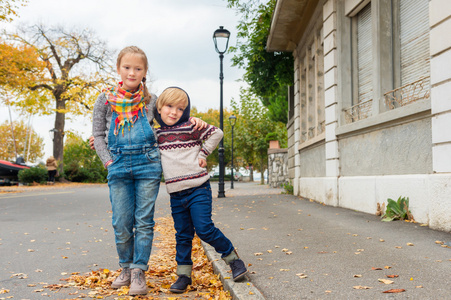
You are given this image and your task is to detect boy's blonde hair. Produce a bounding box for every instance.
[117,46,151,103]
[156,87,189,111]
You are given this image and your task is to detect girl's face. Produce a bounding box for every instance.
[117,53,146,91]
[158,101,186,126]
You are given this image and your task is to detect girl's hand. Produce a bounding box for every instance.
[198,158,207,168]
[190,117,207,130]
[89,136,95,150]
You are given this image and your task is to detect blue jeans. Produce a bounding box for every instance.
[170,181,234,266]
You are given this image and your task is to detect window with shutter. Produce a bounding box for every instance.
[357,3,372,104]
[400,0,430,87]
[384,0,430,110]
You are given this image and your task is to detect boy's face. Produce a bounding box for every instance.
[158,101,186,126]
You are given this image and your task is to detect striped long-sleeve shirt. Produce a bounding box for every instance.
[156,122,223,194]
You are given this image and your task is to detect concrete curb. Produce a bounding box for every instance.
[201,241,265,300]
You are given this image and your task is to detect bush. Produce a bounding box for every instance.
[282,182,293,195]
[18,166,48,184]
[209,174,232,181]
[63,136,108,183]
[64,165,107,183]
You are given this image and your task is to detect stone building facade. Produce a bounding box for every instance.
[267,0,451,231]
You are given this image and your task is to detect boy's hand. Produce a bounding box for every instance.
[89,136,95,150]
[198,158,207,168]
[190,117,207,130]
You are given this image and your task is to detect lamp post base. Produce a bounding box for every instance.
[218,181,225,198]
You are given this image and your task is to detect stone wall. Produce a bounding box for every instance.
[268,148,289,188]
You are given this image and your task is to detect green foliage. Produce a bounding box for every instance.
[231,87,287,183]
[18,165,47,184]
[63,135,107,183]
[261,85,289,123]
[282,182,293,195]
[227,0,293,123]
[381,196,413,222]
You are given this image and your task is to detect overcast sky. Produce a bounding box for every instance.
[1,0,247,163]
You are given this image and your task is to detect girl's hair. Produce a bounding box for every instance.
[117,46,151,103]
[156,88,188,111]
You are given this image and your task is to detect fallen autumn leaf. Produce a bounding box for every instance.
[378,279,394,284]
[383,289,405,293]
[353,285,372,289]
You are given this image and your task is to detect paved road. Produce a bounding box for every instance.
[0,184,179,299]
[2,182,450,300]
[0,185,119,298]
[210,182,451,300]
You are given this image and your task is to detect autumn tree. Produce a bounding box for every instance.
[227,0,293,123]
[0,0,28,22]
[231,87,287,183]
[2,24,115,175]
[0,42,46,88]
[0,119,44,162]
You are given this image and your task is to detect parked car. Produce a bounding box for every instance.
[0,178,11,186]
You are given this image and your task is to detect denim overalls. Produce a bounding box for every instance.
[107,109,162,271]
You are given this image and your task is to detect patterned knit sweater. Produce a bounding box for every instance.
[156,121,223,194]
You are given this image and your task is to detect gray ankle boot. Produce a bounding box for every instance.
[111,267,131,289]
[129,268,147,295]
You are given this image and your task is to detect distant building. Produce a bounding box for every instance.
[267,0,451,231]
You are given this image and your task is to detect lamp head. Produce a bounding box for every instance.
[213,26,230,54]
[228,114,236,126]
[49,128,58,141]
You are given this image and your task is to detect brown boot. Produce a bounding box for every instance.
[111,267,131,289]
[129,268,147,295]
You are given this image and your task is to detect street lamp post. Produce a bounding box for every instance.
[49,128,58,142]
[229,115,236,189]
[213,26,230,198]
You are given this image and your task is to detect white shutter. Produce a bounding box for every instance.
[357,4,372,103]
[400,0,430,87]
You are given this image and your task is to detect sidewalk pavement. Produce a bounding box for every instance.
[205,181,451,300]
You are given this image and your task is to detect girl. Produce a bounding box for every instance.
[92,46,205,296]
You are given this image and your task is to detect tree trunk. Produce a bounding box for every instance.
[53,99,66,178]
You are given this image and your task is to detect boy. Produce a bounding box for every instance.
[155,87,247,293]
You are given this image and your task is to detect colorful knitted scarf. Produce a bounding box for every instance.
[104,82,145,135]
